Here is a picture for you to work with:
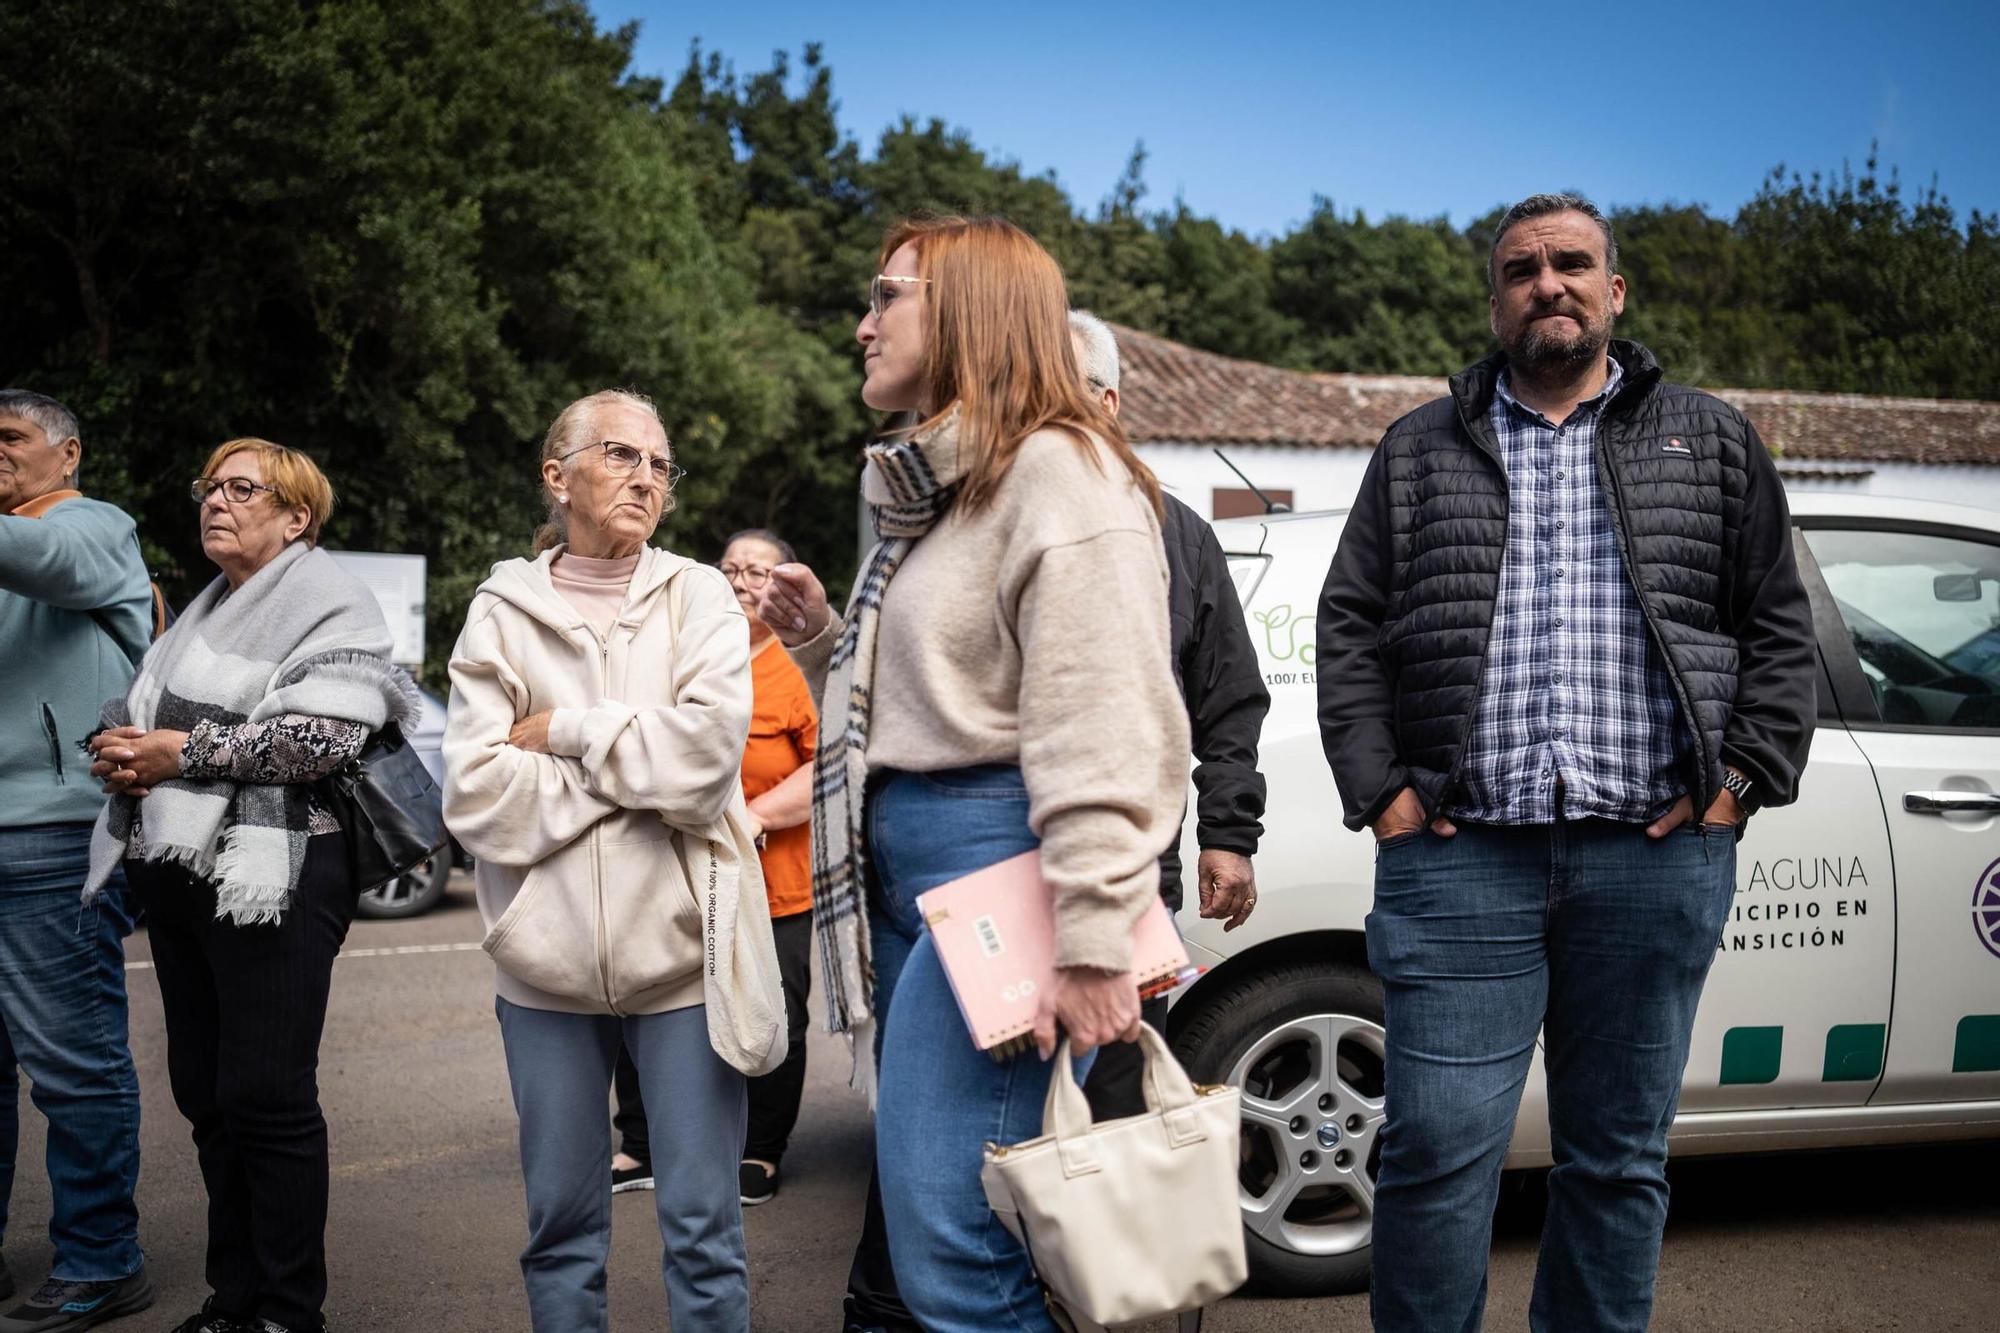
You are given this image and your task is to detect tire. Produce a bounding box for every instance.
[1170,958,1386,1297]
[355,851,451,920]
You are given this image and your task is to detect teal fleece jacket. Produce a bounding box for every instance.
[0,494,153,827]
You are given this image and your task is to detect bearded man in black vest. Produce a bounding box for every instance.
[1317,193,1817,1332]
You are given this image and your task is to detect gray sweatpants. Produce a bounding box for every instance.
[496,997,749,1332]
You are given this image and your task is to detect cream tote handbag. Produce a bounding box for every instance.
[980,1025,1247,1331]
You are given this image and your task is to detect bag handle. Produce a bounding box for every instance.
[1044,1024,1201,1145]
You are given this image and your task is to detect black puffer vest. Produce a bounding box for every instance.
[1376,340,1754,818]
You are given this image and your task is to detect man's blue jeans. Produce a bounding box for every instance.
[1364,817,1735,1333]
[0,822,144,1281]
[868,765,1094,1333]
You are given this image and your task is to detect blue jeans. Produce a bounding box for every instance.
[496,999,749,1333]
[869,765,1091,1333]
[1365,817,1736,1333]
[0,822,143,1282]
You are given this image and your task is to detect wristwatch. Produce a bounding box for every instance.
[1720,767,1754,806]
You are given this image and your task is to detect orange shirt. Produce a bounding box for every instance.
[743,636,818,918]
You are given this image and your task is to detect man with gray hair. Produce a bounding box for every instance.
[1067,311,1270,1121]
[1318,195,1815,1330]
[0,390,154,1328]
[1067,309,1123,404]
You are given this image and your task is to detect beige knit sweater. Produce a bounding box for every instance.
[794,423,1190,972]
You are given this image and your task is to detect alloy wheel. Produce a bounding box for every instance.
[1229,1011,1386,1258]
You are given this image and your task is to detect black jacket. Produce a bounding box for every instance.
[1158,494,1271,909]
[1316,340,1817,832]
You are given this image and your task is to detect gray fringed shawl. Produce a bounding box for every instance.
[85,542,415,924]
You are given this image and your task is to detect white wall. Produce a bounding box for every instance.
[1137,441,1373,518]
[1137,443,2000,521]
[1782,462,2000,515]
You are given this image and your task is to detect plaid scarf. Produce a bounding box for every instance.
[812,413,964,1100]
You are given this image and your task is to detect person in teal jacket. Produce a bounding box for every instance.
[0,390,155,1332]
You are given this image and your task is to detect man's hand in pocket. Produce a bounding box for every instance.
[1372,786,1456,841]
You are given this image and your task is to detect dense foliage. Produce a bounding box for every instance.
[5,1,1993,681]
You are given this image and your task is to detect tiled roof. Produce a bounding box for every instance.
[1721,388,2000,467]
[1117,326,1442,450]
[1114,325,2000,466]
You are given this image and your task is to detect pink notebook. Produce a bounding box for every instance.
[916,850,1190,1059]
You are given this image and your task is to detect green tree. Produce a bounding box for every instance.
[0,0,853,683]
[1155,204,1299,364]
[7,16,1992,700]
[1614,204,1780,387]
[1269,201,1490,374]
[1736,155,2000,397]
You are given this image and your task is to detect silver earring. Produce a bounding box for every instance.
[558,495,569,505]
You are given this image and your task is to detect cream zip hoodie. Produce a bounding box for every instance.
[443,545,785,1073]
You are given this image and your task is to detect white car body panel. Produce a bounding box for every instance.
[1173,493,2000,1170]
[1858,728,2000,1105]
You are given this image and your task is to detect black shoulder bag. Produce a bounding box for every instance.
[317,723,449,891]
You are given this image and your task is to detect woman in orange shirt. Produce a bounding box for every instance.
[608,528,818,1205]
[721,529,819,1205]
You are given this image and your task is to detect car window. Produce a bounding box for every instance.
[1802,527,2000,730]
[1226,551,1271,607]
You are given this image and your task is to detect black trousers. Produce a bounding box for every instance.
[745,910,813,1163]
[1081,994,1173,1121]
[128,832,356,1331]
[615,910,814,1167]
[843,1164,919,1332]
[612,1043,647,1163]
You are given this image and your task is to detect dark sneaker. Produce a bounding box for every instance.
[739,1159,779,1206]
[167,1296,253,1333]
[0,1268,154,1332]
[0,1253,12,1303]
[611,1160,654,1194]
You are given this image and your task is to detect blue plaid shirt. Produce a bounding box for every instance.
[1447,360,1688,825]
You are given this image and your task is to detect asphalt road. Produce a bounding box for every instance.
[9,874,1997,1331]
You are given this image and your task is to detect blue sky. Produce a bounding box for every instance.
[597,1,2000,238]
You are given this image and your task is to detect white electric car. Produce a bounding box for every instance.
[1166,491,2000,1294]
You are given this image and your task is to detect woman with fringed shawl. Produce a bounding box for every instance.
[85,439,409,1333]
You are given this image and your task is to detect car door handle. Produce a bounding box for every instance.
[1903,790,2000,814]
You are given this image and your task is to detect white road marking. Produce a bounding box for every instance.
[125,940,485,971]
[341,941,487,959]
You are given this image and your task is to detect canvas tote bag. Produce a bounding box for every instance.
[660,567,786,1077]
[980,1025,1247,1329]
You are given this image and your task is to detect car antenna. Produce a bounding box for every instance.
[1213,448,1291,514]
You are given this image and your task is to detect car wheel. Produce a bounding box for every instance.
[355,852,451,920]
[1171,959,1386,1296]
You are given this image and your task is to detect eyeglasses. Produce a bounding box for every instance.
[558,440,683,488]
[718,562,773,589]
[190,476,280,505]
[868,274,930,320]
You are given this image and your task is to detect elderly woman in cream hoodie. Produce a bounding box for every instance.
[443,389,783,1333]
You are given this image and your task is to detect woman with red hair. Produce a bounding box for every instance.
[757,216,1188,1332]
